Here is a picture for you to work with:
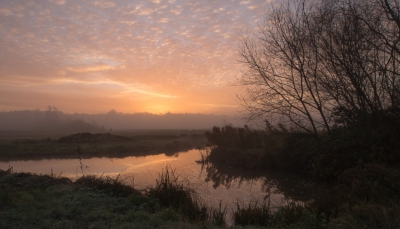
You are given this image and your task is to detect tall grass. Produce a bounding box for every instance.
[145,166,209,221]
[0,165,13,177]
[75,174,139,197]
[232,199,272,226]
[231,199,328,228]
[209,200,227,226]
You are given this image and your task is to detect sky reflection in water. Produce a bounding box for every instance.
[0,149,318,223]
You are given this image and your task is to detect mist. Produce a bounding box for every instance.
[0,107,245,133]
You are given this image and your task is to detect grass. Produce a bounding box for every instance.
[0,165,245,229]
[0,130,207,161]
[2,161,399,228]
[145,166,209,221]
[229,198,330,228]
[232,200,272,226]
[74,174,140,197]
[3,123,400,228]
[209,201,228,227]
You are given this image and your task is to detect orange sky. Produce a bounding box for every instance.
[0,0,273,115]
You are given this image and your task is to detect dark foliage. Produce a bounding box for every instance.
[205,118,400,180]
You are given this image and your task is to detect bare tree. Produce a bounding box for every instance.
[317,0,400,123]
[237,0,332,137]
[351,0,400,117]
[237,0,400,137]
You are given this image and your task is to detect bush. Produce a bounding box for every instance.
[310,121,400,179]
[204,125,317,172]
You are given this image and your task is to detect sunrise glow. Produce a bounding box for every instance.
[0,0,273,114]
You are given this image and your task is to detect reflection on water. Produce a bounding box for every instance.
[201,162,321,203]
[0,149,322,222]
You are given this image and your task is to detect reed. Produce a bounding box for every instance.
[232,199,272,226]
[145,166,208,221]
[209,200,227,226]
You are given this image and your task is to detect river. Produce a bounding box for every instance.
[0,148,317,224]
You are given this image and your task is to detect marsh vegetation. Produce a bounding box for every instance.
[0,130,207,161]
[207,0,400,226]
[2,0,400,227]
[201,123,400,228]
[0,167,221,229]
[2,123,399,228]
[0,162,315,229]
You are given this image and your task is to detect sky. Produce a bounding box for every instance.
[0,0,273,115]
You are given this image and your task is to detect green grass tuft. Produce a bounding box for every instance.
[146,166,209,221]
[232,199,272,226]
[75,174,140,198]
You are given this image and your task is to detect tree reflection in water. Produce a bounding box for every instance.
[198,160,326,203]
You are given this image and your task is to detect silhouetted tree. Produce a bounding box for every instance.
[237,0,400,137]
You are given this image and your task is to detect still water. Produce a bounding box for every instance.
[0,149,316,222]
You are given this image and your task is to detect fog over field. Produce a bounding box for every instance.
[0,107,246,132]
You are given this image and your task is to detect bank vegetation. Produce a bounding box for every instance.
[202,0,400,227]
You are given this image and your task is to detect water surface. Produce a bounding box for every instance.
[0,149,318,223]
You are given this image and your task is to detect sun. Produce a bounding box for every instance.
[147,104,170,114]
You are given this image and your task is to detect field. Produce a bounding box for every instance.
[0,129,208,161]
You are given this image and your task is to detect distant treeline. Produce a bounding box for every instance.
[0,107,244,132]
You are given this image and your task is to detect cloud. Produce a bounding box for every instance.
[120,20,136,25]
[66,64,122,73]
[49,77,178,99]
[201,103,238,108]
[48,0,66,5]
[0,0,271,114]
[0,7,13,16]
[122,88,178,99]
[58,70,67,76]
[170,9,182,15]
[93,1,116,8]
[138,7,156,16]
[158,18,170,23]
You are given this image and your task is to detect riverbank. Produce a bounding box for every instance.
[0,130,207,161]
[3,125,400,228]
[201,124,400,228]
[4,160,398,228]
[0,167,219,229]
[1,166,327,229]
